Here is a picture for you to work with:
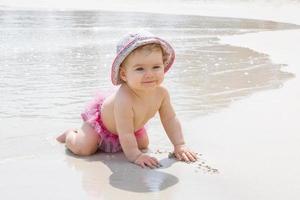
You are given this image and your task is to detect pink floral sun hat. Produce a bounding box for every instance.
[111,30,175,85]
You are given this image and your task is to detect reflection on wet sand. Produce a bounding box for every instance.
[65,151,178,199]
[171,42,294,118]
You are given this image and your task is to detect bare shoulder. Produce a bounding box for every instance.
[115,85,134,104]
[157,85,171,101]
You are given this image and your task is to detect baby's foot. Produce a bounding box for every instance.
[56,129,77,143]
[56,133,67,143]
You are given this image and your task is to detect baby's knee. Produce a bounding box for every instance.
[65,131,80,154]
[67,141,97,156]
[76,146,98,156]
[79,139,99,155]
[65,131,98,156]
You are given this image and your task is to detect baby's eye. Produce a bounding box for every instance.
[153,66,162,69]
[135,67,144,71]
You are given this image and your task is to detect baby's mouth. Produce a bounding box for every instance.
[142,80,156,84]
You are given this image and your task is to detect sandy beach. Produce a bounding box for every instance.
[1,1,300,199]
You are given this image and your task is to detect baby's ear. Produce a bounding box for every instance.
[119,66,127,82]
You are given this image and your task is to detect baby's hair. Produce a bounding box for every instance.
[121,43,164,67]
[134,43,163,56]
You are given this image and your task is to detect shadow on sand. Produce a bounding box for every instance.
[64,149,179,194]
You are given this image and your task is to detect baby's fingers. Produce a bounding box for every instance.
[138,162,146,168]
[151,157,161,166]
[181,153,190,162]
[149,157,161,168]
[175,153,183,161]
[186,152,197,162]
[145,160,158,169]
[175,152,197,163]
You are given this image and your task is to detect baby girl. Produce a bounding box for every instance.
[57,30,198,168]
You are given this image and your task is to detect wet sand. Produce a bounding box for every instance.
[1,1,300,200]
[189,29,300,200]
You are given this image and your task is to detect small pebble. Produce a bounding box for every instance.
[168,152,176,158]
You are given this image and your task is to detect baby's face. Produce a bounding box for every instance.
[120,48,165,90]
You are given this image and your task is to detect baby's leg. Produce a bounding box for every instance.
[57,122,101,156]
[136,130,149,150]
[56,128,76,143]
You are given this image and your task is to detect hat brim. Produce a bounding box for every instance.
[111,37,175,85]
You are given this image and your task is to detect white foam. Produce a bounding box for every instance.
[220,29,300,74]
[1,0,300,25]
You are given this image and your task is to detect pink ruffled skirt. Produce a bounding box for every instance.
[81,93,146,153]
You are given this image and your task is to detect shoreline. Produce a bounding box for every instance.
[1,1,300,25]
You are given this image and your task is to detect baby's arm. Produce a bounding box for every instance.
[114,92,159,168]
[159,87,197,162]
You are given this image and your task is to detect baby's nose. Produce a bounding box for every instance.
[144,69,154,77]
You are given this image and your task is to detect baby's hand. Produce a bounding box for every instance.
[134,154,161,169]
[173,144,198,163]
